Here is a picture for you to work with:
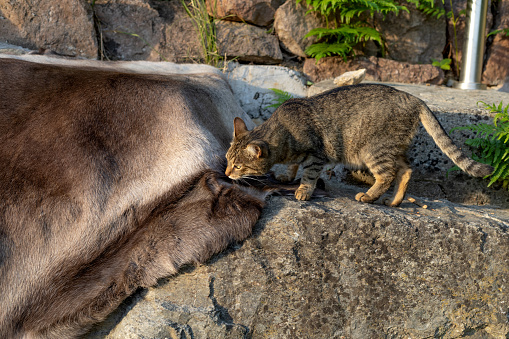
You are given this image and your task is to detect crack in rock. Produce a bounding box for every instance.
[208,276,251,336]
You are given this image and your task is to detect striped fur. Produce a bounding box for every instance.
[226,84,493,206]
[419,106,493,177]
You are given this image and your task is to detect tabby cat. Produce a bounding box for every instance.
[225,84,493,206]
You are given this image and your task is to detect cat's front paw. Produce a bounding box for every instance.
[295,187,313,201]
[355,192,375,203]
[382,197,401,207]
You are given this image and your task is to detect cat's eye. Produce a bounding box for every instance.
[234,165,242,169]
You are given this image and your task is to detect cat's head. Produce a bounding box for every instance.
[225,117,272,180]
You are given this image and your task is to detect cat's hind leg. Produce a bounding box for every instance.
[355,156,396,204]
[295,156,325,200]
[276,164,299,183]
[382,157,412,207]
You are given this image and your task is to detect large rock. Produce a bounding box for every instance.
[148,0,203,62]
[483,34,509,86]
[0,0,97,58]
[226,64,308,122]
[483,0,509,86]
[206,0,285,27]
[273,0,326,58]
[303,56,444,84]
[216,21,283,64]
[0,42,31,55]
[88,189,509,338]
[307,69,367,96]
[375,0,446,64]
[333,69,366,86]
[93,0,163,60]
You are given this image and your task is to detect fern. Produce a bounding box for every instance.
[304,24,382,60]
[306,27,359,40]
[305,42,353,61]
[266,88,294,109]
[298,0,407,18]
[351,25,383,43]
[451,101,509,189]
[296,0,406,60]
[406,0,446,19]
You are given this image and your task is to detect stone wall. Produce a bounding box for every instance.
[1,0,508,86]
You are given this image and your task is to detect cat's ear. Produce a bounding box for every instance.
[247,141,267,159]
[233,117,249,138]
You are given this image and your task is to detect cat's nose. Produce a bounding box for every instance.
[225,167,231,176]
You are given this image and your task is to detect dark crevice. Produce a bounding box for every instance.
[166,320,194,339]
[292,241,301,265]
[89,1,114,60]
[89,1,103,60]
[482,0,501,73]
[208,276,234,324]
[478,227,488,253]
[208,277,251,337]
[437,182,447,199]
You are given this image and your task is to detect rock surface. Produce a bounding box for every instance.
[206,0,285,27]
[484,33,509,86]
[93,0,163,60]
[149,0,203,62]
[0,0,97,58]
[226,64,308,122]
[483,0,509,86]
[333,69,366,87]
[303,56,444,84]
[216,21,283,64]
[273,0,325,58]
[87,189,509,338]
[375,0,446,64]
[0,42,31,55]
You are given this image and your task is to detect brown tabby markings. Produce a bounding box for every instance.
[225,84,493,206]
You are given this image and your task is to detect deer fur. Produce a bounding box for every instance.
[0,56,266,338]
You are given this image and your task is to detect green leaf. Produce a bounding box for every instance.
[432,58,451,70]
[305,42,353,61]
[451,101,509,189]
[265,88,294,109]
[446,165,461,177]
[301,0,406,60]
[487,29,502,37]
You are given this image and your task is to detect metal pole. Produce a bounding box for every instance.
[453,0,488,90]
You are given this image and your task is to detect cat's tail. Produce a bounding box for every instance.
[419,107,493,177]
